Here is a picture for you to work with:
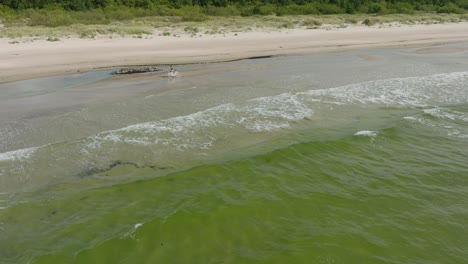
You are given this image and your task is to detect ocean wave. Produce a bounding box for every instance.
[2,71,467,193]
[6,71,468,160]
[354,130,378,137]
[0,147,38,162]
[1,90,315,193]
[301,71,468,107]
[404,107,468,140]
[423,108,468,122]
[85,93,313,150]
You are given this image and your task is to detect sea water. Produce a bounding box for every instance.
[0,43,467,263]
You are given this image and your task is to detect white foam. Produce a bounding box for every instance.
[123,222,144,239]
[403,116,418,121]
[404,108,468,141]
[301,71,468,107]
[407,115,437,128]
[423,108,468,122]
[354,130,378,137]
[0,147,38,162]
[85,93,314,150]
[82,72,468,154]
[246,93,313,121]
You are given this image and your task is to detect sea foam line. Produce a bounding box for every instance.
[300,71,468,107]
[124,222,144,239]
[84,71,468,151]
[423,108,468,122]
[354,130,378,137]
[0,147,38,162]
[85,92,314,149]
[5,71,468,163]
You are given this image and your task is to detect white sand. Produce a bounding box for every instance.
[1,22,468,83]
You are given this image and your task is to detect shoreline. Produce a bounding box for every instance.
[1,22,468,84]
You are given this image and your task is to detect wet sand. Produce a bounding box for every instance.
[414,46,468,54]
[1,22,468,84]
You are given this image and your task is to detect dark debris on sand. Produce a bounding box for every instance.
[112,66,162,75]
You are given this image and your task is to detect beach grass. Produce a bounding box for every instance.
[1,13,467,40]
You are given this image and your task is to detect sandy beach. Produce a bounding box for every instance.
[1,22,468,83]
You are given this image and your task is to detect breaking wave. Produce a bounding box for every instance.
[1,71,467,193]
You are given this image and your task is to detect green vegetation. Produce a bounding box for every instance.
[0,0,467,39]
[1,13,466,40]
[0,0,467,24]
[2,0,468,14]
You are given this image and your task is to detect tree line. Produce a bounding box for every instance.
[0,0,467,15]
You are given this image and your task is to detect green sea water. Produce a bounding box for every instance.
[1,44,468,263]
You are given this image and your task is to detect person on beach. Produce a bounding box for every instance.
[168,65,178,78]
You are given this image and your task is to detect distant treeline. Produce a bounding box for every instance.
[0,0,467,15]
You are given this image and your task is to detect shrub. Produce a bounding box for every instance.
[302,3,321,15]
[391,3,415,14]
[79,29,96,38]
[179,6,207,22]
[104,5,135,21]
[236,5,254,16]
[280,4,319,15]
[0,4,19,26]
[184,26,198,34]
[0,4,13,14]
[415,4,438,12]
[253,4,276,15]
[28,9,73,27]
[303,18,322,26]
[367,2,389,14]
[344,17,358,24]
[278,21,294,28]
[438,3,466,14]
[148,5,175,16]
[69,9,109,25]
[316,3,345,14]
[455,0,468,9]
[204,5,240,16]
[362,18,377,26]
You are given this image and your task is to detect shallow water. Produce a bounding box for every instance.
[1,43,468,263]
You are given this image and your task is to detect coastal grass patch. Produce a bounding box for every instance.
[46,36,60,41]
[0,24,74,38]
[1,3,467,30]
[24,8,68,27]
[184,26,199,35]
[380,13,467,23]
[363,18,377,26]
[1,13,467,39]
[78,29,97,38]
[121,27,152,36]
